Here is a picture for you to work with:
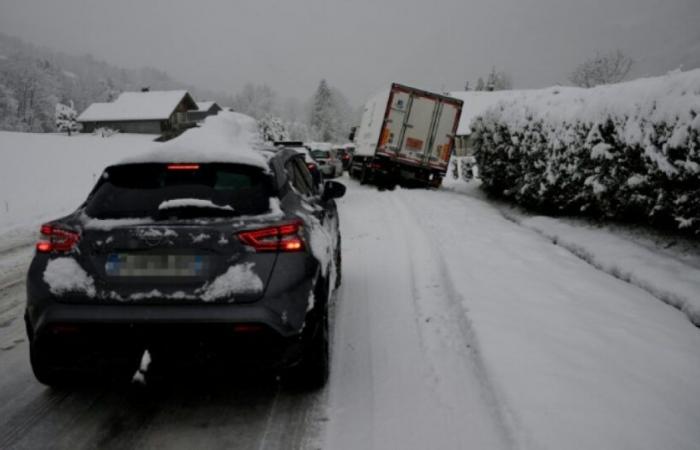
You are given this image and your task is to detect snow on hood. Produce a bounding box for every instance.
[43,257,96,297]
[118,111,268,170]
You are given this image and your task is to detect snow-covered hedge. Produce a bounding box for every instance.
[472,70,700,234]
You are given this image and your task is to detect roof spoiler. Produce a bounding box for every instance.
[273,141,304,147]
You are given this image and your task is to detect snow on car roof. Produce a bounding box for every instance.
[118,111,269,170]
[77,90,195,122]
[305,142,334,150]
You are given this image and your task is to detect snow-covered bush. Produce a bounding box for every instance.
[473,69,700,234]
[258,114,290,142]
[93,127,118,138]
[55,101,80,135]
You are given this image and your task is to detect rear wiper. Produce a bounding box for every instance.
[155,199,237,219]
[154,206,238,220]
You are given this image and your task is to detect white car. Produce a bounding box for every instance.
[310,147,343,178]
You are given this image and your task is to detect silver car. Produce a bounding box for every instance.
[310,148,343,178]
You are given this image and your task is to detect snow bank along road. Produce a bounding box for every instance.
[1,177,700,449]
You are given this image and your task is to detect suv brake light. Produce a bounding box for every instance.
[167,163,200,170]
[37,225,80,253]
[237,221,305,252]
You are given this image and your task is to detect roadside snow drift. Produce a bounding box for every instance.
[518,215,700,326]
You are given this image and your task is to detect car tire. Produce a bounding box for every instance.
[284,284,330,390]
[29,341,72,387]
[334,235,342,289]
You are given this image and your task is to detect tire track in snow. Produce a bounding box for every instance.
[392,192,523,450]
[0,387,71,449]
[331,183,512,450]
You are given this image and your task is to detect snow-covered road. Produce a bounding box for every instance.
[1,176,699,449]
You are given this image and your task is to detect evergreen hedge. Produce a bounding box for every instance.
[472,71,700,235]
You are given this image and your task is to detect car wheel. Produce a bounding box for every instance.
[284,285,330,390]
[334,235,342,289]
[29,341,72,387]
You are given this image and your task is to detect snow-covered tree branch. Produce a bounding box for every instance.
[569,50,634,88]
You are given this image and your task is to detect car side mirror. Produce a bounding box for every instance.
[322,180,346,201]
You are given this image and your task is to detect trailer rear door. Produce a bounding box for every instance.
[397,95,440,166]
[425,101,461,170]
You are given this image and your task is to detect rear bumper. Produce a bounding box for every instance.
[26,253,319,340]
[29,320,304,371]
[24,299,311,370]
[318,165,335,176]
[28,302,300,337]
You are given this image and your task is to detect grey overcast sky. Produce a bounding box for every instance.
[1,0,698,104]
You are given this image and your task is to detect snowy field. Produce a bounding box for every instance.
[0,132,699,449]
[0,131,156,249]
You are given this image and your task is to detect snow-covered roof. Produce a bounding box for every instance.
[117,111,268,170]
[77,90,197,122]
[195,101,218,112]
[449,90,529,135]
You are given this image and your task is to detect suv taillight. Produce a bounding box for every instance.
[36,224,80,253]
[237,221,305,252]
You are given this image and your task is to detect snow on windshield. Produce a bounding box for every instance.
[119,111,268,170]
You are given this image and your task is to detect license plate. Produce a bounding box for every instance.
[106,254,207,277]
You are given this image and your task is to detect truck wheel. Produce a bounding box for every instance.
[359,164,370,185]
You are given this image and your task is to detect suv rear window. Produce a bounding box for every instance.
[85,163,272,219]
[311,150,330,159]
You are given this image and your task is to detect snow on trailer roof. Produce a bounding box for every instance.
[117,111,269,170]
[77,90,197,122]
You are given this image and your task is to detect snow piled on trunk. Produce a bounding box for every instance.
[43,257,96,297]
[198,262,263,302]
[119,111,268,170]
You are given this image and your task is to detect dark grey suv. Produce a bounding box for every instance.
[25,147,345,389]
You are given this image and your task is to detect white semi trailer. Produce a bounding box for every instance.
[350,83,463,187]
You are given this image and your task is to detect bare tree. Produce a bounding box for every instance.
[486,67,512,91]
[569,50,634,88]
